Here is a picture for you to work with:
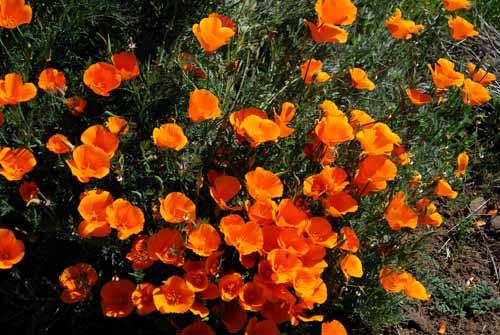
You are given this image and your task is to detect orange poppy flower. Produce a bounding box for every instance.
[46,134,74,154]
[409,172,422,190]
[0,228,24,269]
[245,167,283,201]
[77,189,113,238]
[319,100,346,118]
[0,0,32,29]
[199,282,220,300]
[230,107,269,141]
[217,300,249,333]
[448,16,479,40]
[315,0,357,26]
[186,223,221,257]
[65,96,87,116]
[179,321,216,335]
[406,89,433,106]
[0,147,37,181]
[131,282,156,315]
[59,263,98,304]
[352,155,398,195]
[83,62,121,96]
[220,215,264,255]
[147,228,185,266]
[111,51,140,80]
[322,191,358,218]
[219,272,244,302]
[292,267,324,297]
[126,235,155,270]
[184,270,209,292]
[322,320,347,335]
[192,13,236,52]
[240,114,281,147]
[106,198,145,240]
[188,88,221,122]
[153,123,188,150]
[19,180,38,202]
[435,178,458,199]
[427,58,464,88]
[404,276,431,301]
[349,67,375,91]
[392,145,410,166]
[246,199,276,225]
[340,254,363,279]
[300,59,330,85]
[384,191,418,230]
[81,125,119,158]
[38,68,67,93]
[438,321,447,334]
[379,266,411,293]
[106,116,129,135]
[385,8,424,39]
[461,78,491,106]
[467,63,496,86]
[153,275,195,313]
[356,122,401,155]
[443,0,470,11]
[339,226,360,253]
[277,228,310,256]
[66,144,110,183]
[416,198,443,227]
[455,151,469,178]
[245,317,280,335]
[177,52,207,79]
[159,192,196,223]
[305,217,338,248]
[274,198,308,230]
[209,174,241,210]
[350,109,376,131]
[239,281,267,312]
[304,19,348,44]
[0,73,37,105]
[268,249,302,284]
[315,116,354,147]
[100,278,136,318]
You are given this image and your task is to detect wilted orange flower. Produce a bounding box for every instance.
[304,19,348,43]
[77,189,113,238]
[153,123,188,150]
[0,147,37,181]
[147,228,185,266]
[46,134,73,154]
[153,276,195,313]
[0,0,32,29]
[455,151,469,177]
[416,198,443,227]
[66,144,110,183]
[461,78,491,106]
[301,59,330,85]
[340,254,363,279]
[427,58,464,88]
[356,122,401,155]
[443,0,470,11]
[59,263,98,304]
[111,51,140,80]
[83,62,121,96]
[106,199,145,240]
[245,167,283,201]
[100,278,136,318]
[0,228,24,269]
[179,321,216,335]
[65,96,87,116]
[159,192,196,223]
[315,0,357,26]
[0,73,37,106]
[392,145,410,166]
[131,282,156,315]
[186,223,221,256]
[438,321,447,334]
[435,178,458,199]
[81,125,119,158]
[240,114,281,147]
[273,101,296,138]
[384,191,418,230]
[209,174,241,210]
[406,89,433,106]
[448,16,479,40]
[38,68,67,93]
[467,63,496,86]
[322,191,358,218]
[188,88,221,122]
[219,272,244,302]
[126,235,155,270]
[315,116,354,147]
[245,317,280,335]
[350,67,375,91]
[385,8,424,39]
[192,13,236,52]
[19,180,38,202]
[106,116,129,135]
[322,320,347,335]
[177,52,207,79]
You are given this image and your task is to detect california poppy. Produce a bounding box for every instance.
[240,114,281,147]
[38,68,66,93]
[219,272,244,302]
[0,228,25,269]
[159,192,196,223]
[349,67,375,91]
[268,249,302,284]
[385,8,424,39]
[339,226,359,253]
[435,178,458,198]
[106,116,129,135]
[59,263,98,304]
[455,151,468,177]
[384,191,418,230]
[322,320,347,335]
[106,198,145,240]
[461,78,491,106]
[0,73,37,105]
[80,125,119,158]
[406,88,433,106]
[83,62,121,96]
[188,89,221,122]
[379,266,411,293]
[147,228,185,266]
[153,276,195,313]
[153,123,188,150]
[19,180,38,202]
[192,13,236,52]
[245,167,283,201]
[111,51,140,80]
[100,278,136,318]
[126,235,155,270]
[209,174,241,210]
[443,0,471,11]
[230,107,269,141]
[427,58,464,88]
[404,276,431,301]
[46,134,73,154]
[304,19,348,44]
[315,116,354,147]
[0,147,37,181]
[65,96,87,116]
[301,59,330,85]
[315,0,357,26]
[184,270,209,292]
[239,281,267,311]
[0,0,32,29]
[220,215,264,255]
[467,63,496,86]
[322,191,358,218]
[66,144,110,183]
[448,16,479,40]
[305,217,338,248]
[340,254,363,279]
[186,223,221,257]
[352,155,398,195]
[77,189,113,238]
[245,317,280,335]
[131,283,156,315]
[320,100,346,118]
[416,198,443,227]
[356,122,401,155]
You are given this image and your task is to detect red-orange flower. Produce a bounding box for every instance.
[305,217,338,248]
[301,59,330,85]
[340,254,363,279]
[126,235,155,270]
[384,191,418,230]
[448,16,479,40]
[315,116,354,147]
[0,228,24,269]
[209,174,241,210]
[188,89,221,122]
[106,116,129,135]
[159,192,196,223]
[427,58,464,88]
[467,63,496,86]
[179,321,216,335]
[65,96,87,116]
[240,114,281,147]
[315,0,357,26]
[435,178,458,199]
[304,19,348,44]
[100,278,136,318]
[111,51,140,80]
[19,180,38,202]
[245,317,280,335]
[106,198,145,240]
[147,228,185,266]
[356,122,401,155]
[83,62,121,96]
[339,226,359,253]
[322,191,358,218]
[131,282,156,315]
[153,276,195,313]
[38,68,67,93]
[59,263,98,304]
[455,151,469,178]
[239,282,267,311]
[461,78,491,106]
[186,223,221,257]
[443,0,471,11]
[192,13,236,52]
[406,89,433,106]
[0,73,37,106]
[322,320,347,335]
[153,123,188,150]
[219,272,244,302]
[245,167,283,201]
[350,67,375,91]
[0,0,32,29]
[0,147,37,181]
[46,134,73,154]
[352,155,397,195]
[77,189,113,238]
[385,8,424,39]
[66,144,110,183]
[80,125,119,158]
